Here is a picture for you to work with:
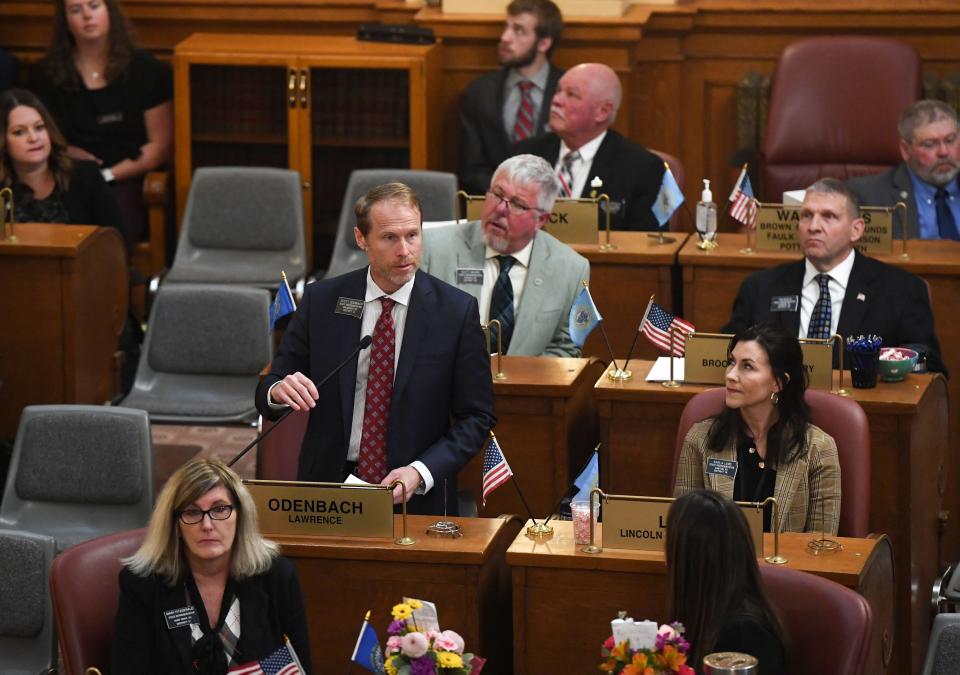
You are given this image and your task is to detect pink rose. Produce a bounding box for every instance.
[425,630,443,643]
[400,631,430,658]
[436,630,465,654]
[657,624,678,640]
[385,635,403,654]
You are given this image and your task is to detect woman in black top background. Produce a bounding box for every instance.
[666,489,786,674]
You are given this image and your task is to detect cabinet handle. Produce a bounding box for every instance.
[288,70,297,108]
[299,69,308,108]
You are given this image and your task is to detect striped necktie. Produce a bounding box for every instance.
[558,150,579,198]
[488,255,516,353]
[512,80,536,142]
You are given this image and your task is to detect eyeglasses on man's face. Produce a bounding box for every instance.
[178,504,235,525]
[486,190,541,216]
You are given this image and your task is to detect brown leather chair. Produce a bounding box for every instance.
[49,528,145,675]
[651,148,686,232]
[760,564,873,675]
[761,37,921,201]
[256,410,309,480]
[671,387,871,537]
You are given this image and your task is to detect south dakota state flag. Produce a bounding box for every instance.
[270,273,297,330]
[568,285,602,348]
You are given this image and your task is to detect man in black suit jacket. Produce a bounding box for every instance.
[513,62,665,231]
[255,183,496,515]
[724,178,945,374]
[460,0,563,195]
[848,99,960,239]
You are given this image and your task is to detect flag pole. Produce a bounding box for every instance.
[488,428,548,535]
[619,294,654,378]
[542,443,601,527]
[648,161,678,246]
[662,326,682,389]
[723,162,750,234]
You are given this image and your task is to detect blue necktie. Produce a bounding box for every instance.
[489,255,516,352]
[935,187,959,240]
[807,274,832,340]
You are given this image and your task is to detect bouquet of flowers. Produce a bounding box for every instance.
[599,621,695,675]
[383,598,485,675]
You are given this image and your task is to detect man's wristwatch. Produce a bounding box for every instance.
[101,167,115,183]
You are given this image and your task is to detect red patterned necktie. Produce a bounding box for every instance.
[513,80,535,142]
[358,297,395,483]
[557,150,579,198]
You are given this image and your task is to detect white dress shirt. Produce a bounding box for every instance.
[799,249,855,338]
[555,130,607,199]
[479,238,534,325]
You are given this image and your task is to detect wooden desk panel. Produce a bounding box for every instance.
[0,224,127,437]
[278,515,520,675]
[508,522,894,675]
[572,232,688,362]
[595,361,948,675]
[458,357,605,518]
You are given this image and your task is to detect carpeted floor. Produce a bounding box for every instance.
[151,423,258,494]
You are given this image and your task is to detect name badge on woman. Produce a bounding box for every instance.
[163,606,200,630]
[706,458,737,479]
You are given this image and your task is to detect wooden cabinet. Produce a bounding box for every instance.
[173,33,441,268]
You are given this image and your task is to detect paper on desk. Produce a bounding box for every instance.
[645,357,685,382]
[782,189,806,205]
[403,597,440,632]
[344,474,376,488]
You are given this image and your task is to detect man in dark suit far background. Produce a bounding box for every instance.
[459,0,564,195]
[255,183,497,515]
[513,62,665,231]
[724,178,945,374]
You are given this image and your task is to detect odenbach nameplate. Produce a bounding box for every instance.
[243,479,394,539]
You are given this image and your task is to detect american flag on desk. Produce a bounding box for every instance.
[639,300,696,357]
[228,637,303,675]
[481,434,513,506]
[729,166,758,228]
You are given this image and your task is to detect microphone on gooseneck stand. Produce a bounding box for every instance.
[227,335,373,468]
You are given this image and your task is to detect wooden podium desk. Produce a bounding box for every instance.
[0,223,127,437]
[679,234,960,565]
[570,231,688,362]
[459,356,606,518]
[507,521,894,675]
[595,361,948,674]
[276,515,521,675]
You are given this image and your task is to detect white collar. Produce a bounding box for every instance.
[365,268,415,305]
[559,130,607,166]
[484,236,535,268]
[803,248,855,289]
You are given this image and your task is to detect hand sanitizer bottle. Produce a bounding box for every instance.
[696,179,717,243]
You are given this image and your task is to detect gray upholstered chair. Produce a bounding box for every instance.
[120,283,271,423]
[0,529,57,674]
[320,169,458,280]
[922,614,960,675]
[165,167,307,286]
[0,406,153,552]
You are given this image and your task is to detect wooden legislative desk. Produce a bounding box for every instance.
[679,234,960,566]
[459,356,606,518]
[0,223,127,438]
[595,361,948,674]
[277,515,521,675]
[507,521,894,675]
[571,231,688,363]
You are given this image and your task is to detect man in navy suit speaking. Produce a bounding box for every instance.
[255,183,496,515]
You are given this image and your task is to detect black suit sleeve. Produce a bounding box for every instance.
[254,286,314,420]
[460,81,498,196]
[722,273,761,334]
[274,557,312,673]
[621,149,666,231]
[111,569,158,673]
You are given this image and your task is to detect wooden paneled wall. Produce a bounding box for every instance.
[5,1,960,228]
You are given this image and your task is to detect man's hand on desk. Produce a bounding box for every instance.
[270,372,319,410]
[382,466,423,504]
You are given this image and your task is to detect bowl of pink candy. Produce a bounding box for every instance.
[878,347,918,382]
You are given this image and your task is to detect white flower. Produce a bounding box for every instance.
[590,176,604,189]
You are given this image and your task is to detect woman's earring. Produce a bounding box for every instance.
[770,391,779,404]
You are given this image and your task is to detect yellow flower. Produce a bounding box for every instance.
[384,656,399,675]
[407,598,423,609]
[391,603,413,621]
[437,651,464,669]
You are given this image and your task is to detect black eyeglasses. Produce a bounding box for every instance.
[178,504,235,525]
[486,190,540,215]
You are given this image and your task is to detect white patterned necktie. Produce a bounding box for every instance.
[557,150,579,198]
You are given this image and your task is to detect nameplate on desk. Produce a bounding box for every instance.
[461,195,598,245]
[684,333,831,390]
[754,204,893,255]
[603,497,763,553]
[243,480,393,539]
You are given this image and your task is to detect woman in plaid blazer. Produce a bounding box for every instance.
[674,323,841,534]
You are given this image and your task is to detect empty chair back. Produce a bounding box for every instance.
[762,37,920,200]
[166,167,306,285]
[760,565,872,675]
[922,613,960,675]
[322,169,458,280]
[120,284,271,423]
[257,410,309,481]
[672,387,871,537]
[0,529,57,675]
[0,405,153,551]
[50,528,145,675]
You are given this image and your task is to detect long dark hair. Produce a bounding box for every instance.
[707,322,810,467]
[43,0,137,91]
[666,489,785,669]
[0,88,73,192]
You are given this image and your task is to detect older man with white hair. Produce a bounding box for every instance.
[513,62,665,231]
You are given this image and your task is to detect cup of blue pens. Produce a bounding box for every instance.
[846,335,882,389]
